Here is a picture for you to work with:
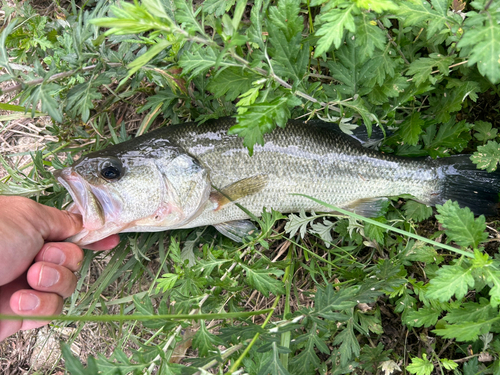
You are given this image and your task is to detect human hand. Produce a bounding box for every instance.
[0,196,120,341]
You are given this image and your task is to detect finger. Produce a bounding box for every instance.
[35,242,84,272]
[83,234,121,251]
[0,275,29,341]
[2,196,84,242]
[26,263,77,298]
[9,290,63,331]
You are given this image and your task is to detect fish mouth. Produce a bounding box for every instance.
[54,168,106,231]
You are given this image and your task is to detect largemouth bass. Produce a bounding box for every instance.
[55,117,500,245]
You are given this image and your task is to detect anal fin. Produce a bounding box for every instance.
[214,220,258,242]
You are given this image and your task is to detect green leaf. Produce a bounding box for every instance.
[433,319,494,341]
[23,82,63,122]
[285,210,316,238]
[66,75,110,122]
[314,3,356,56]
[207,67,256,101]
[354,0,397,12]
[470,140,500,172]
[422,120,472,157]
[267,0,308,85]
[425,264,474,302]
[435,201,488,248]
[399,112,424,146]
[458,14,500,83]
[444,298,496,324]
[192,320,223,357]
[332,319,360,367]
[355,13,386,61]
[310,219,336,246]
[364,217,386,244]
[402,201,433,222]
[473,121,498,142]
[202,0,236,16]
[396,0,456,37]
[178,46,220,79]
[405,241,443,264]
[173,0,205,35]
[156,273,179,292]
[258,342,291,375]
[407,354,434,375]
[62,343,99,375]
[240,262,285,297]
[289,324,330,374]
[405,305,441,328]
[406,53,455,86]
[440,358,458,371]
[231,96,290,155]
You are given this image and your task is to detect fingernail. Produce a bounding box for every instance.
[19,292,40,311]
[39,265,60,287]
[43,246,66,265]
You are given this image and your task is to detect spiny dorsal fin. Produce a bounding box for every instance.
[210,174,268,210]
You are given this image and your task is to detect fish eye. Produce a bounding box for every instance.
[100,158,123,181]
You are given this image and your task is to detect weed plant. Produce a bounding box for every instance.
[1,0,500,373]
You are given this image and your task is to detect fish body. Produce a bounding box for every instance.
[55,117,500,245]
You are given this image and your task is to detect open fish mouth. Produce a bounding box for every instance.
[54,168,106,231]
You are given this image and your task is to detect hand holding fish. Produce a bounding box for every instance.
[0,196,119,341]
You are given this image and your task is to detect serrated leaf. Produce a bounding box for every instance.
[332,319,360,367]
[433,319,493,341]
[267,0,308,85]
[458,15,500,83]
[285,210,315,238]
[405,241,443,264]
[425,264,474,302]
[241,263,284,297]
[310,219,336,247]
[440,358,458,371]
[313,284,357,320]
[202,0,235,16]
[364,217,386,244]
[444,298,496,324]
[156,273,179,292]
[192,320,223,357]
[405,305,441,328]
[402,201,433,222]
[178,46,224,79]
[406,53,454,86]
[289,324,330,374]
[314,3,356,56]
[399,112,424,146]
[231,96,290,155]
[436,201,488,248]
[207,67,256,101]
[258,342,291,375]
[470,140,500,172]
[396,0,455,38]
[354,0,397,12]
[473,121,498,142]
[422,119,472,157]
[62,343,99,375]
[407,354,434,375]
[66,75,110,122]
[355,13,386,61]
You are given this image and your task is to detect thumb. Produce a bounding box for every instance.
[7,197,84,241]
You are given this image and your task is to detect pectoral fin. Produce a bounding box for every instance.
[214,220,259,242]
[342,197,389,217]
[210,174,268,210]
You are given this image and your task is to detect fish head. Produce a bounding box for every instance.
[55,141,211,245]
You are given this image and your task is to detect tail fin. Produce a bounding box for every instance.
[435,155,500,216]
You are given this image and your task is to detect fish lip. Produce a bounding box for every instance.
[55,168,105,229]
[55,168,85,216]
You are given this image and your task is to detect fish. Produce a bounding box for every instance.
[54,117,500,245]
